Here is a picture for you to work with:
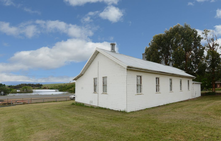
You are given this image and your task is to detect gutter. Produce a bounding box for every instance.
[127,66,195,79]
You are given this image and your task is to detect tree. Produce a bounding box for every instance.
[145,23,205,76]
[20,86,33,93]
[0,84,9,95]
[203,29,221,92]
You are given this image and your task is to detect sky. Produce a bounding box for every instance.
[1,0,221,85]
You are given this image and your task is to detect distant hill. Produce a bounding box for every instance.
[42,83,75,93]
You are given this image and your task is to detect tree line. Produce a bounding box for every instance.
[8,83,43,89]
[0,83,40,95]
[145,24,221,92]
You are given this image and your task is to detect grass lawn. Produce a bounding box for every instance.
[42,83,67,88]
[1,96,221,141]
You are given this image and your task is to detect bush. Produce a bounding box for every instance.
[10,89,17,93]
[0,87,10,95]
[20,86,33,93]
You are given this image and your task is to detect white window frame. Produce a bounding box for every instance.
[180,79,182,91]
[136,75,142,94]
[93,78,97,93]
[156,77,160,92]
[170,78,172,92]
[102,77,107,93]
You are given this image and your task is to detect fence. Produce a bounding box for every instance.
[0,96,72,106]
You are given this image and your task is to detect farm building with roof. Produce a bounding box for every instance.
[74,43,201,112]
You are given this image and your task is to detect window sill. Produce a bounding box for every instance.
[156,92,161,94]
[93,92,98,94]
[136,93,143,95]
[102,93,107,94]
[169,91,173,93]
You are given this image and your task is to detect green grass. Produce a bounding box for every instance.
[42,83,75,93]
[1,96,221,141]
[42,83,67,88]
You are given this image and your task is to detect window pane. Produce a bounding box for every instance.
[180,80,182,90]
[188,80,189,90]
[170,79,172,91]
[137,76,140,84]
[156,77,160,92]
[103,77,107,85]
[137,85,140,93]
[136,76,142,93]
[103,77,107,93]
[94,78,97,92]
[103,86,107,93]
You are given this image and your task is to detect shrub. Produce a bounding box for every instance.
[0,87,10,95]
[20,86,33,93]
[10,89,17,93]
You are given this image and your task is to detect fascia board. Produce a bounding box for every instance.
[73,50,99,80]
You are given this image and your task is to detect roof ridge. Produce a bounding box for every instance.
[96,48,186,73]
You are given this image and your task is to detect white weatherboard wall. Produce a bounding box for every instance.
[75,53,127,111]
[126,70,193,112]
[192,82,201,98]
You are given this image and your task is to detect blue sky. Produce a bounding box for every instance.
[1,0,221,85]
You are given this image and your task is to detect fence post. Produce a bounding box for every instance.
[11,100,12,105]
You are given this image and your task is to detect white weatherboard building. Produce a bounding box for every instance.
[74,44,201,112]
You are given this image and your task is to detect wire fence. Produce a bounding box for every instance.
[0,96,72,107]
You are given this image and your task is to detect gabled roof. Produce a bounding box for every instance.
[74,48,194,80]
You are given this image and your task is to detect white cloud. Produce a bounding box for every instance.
[23,7,41,15]
[0,0,15,6]
[0,21,40,38]
[81,11,99,23]
[9,39,113,69]
[0,21,20,37]
[0,39,117,73]
[1,0,41,15]
[37,20,94,38]
[215,9,221,19]
[214,25,221,35]
[188,2,194,6]
[64,0,119,6]
[0,73,73,83]
[0,20,93,39]
[99,5,123,23]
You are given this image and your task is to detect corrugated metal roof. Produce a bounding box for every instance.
[97,48,194,78]
[74,48,195,80]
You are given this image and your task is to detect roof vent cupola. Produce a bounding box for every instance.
[110,43,116,53]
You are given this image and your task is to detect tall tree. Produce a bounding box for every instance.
[203,29,221,92]
[145,23,205,76]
